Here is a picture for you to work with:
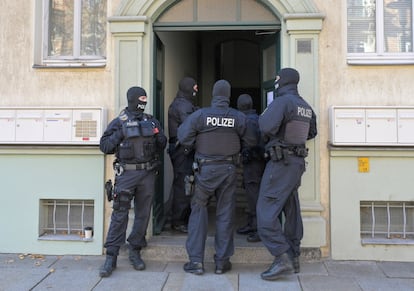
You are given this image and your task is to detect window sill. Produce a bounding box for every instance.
[361,237,414,245]
[33,61,106,69]
[347,55,414,65]
[39,233,94,242]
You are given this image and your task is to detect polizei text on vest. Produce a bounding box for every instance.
[205,116,235,127]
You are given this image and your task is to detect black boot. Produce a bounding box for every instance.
[246,232,261,243]
[261,252,293,281]
[236,223,256,235]
[287,250,300,273]
[215,261,232,274]
[99,255,117,277]
[292,256,300,273]
[183,261,204,275]
[172,224,188,233]
[129,247,145,270]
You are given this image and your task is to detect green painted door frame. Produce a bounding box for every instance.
[153,34,165,234]
[260,32,281,110]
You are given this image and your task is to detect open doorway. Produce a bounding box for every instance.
[153,29,279,235]
[155,30,278,112]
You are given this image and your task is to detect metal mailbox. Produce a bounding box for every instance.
[330,106,414,146]
[0,107,106,145]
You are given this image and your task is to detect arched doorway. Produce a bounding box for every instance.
[152,0,281,233]
[109,0,325,252]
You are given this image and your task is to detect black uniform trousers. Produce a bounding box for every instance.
[242,159,265,229]
[104,169,155,256]
[257,154,305,257]
[169,146,193,227]
[186,162,237,265]
[283,189,303,258]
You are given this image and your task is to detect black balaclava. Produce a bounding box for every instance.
[127,86,147,113]
[237,94,253,111]
[178,77,197,99]
[212,79,231,99]
[274,67,300,92]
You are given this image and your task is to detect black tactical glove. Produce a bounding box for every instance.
[147,160,162,174]
[109,128,124,146]
[168,143,176,156]
[183,146,193,155]
[241,148,251,164]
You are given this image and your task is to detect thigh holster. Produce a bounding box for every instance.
[113,188,133,211]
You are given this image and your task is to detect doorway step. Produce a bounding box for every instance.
[120,235,320,264]
[120,203,321,263]
[141,235,272,263]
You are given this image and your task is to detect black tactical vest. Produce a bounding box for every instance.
[283,104,312,145]
[117,118,156,163]
[195,111,241,156]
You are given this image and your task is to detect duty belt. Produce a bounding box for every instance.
[123,162,152,170]
[264,145,308,163]
[197,157,234,164]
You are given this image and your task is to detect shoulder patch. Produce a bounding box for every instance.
[143,113,153,120]
[118,110,128,121]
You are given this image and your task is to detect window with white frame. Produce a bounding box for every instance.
[347,0,414,64]
[34,0,107,67]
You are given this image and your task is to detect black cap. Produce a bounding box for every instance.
[178,77,197,98]
[127,86,147,112]
[277,68,300,88]
[237,94,252,111]
[212,79,231,98]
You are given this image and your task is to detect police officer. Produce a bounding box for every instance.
[178,80,255,275]
[167,77,198,233]
[257,68,317,280]
[99,86,167,277]
[236,94,265,243]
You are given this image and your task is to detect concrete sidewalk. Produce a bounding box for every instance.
[1,253,414,291]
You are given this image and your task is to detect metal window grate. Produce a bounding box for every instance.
[39,199,94,241]
[360,201,414,245]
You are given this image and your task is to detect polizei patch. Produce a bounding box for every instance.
[297,106,312,118]
[126,121,139,126]
[205,116,235,127]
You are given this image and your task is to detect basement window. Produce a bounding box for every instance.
[39,199,94,241]
[360,201,414,245]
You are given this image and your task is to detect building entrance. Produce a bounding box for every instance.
[153,28,280,234]
[110,0,325,255]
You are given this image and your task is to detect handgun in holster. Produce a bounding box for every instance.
[267,146,285,163]
[268,146,281,161]
[192,161,199,173]
[275,146,284,161]
[105,179,113,202]
[184,174,195,196]
[295,147,308,157]
[281,148,289,165]
[184,161,200,196]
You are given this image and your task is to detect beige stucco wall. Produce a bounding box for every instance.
[316,0,414,105]
[0,1,119,112]
[1,0,413,258]
[313,0,414,256]
[1,4,412,140]
[0,0,123,247]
